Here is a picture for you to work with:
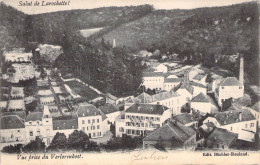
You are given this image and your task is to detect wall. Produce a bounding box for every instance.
[190,102,211,114]
[78,115,103,138]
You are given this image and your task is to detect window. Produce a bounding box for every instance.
[30,131,33,136]
[82,127,85,132]
[119,127,124,132]
[93,126,95,130]
[29,122,32,125]
[245,124,247,128]
[86,127,88,130]
[222,87,224,89]
[88,120,90,124]
[97,119,99,123]
[93,133,96,137]
[239,87,242,89]
[250,123,254,127]
[37,130,40,136]
[230,127,232,131]
[97,125,100,129]
[82,120,85,124]
[97,132,101,136]
[46,129,50,135]
[92,119,95,123]
[37,121,40,125]
[17,130,20,133]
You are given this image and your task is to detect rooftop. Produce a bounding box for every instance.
[126,104,168,115]
[191,93,210,103]
[251,101,260,112]
[99,104,119,115]
[143,72,163,77]
[193,74,206,81]
[53,118,78,130]
[211,108,256,126]
[106,93,118,101]
[172,113,197,125]
[77,104,101,117]
[219,77,242,86]
[207,128,238,146]
[164,78,184,83]
[26,112,43,122]
[144,122,196,143]
[1,115,25,129]
[0,111,26,120]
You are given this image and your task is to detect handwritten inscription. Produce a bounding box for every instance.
[131,151,168,161]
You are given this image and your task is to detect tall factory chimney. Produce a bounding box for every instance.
[239,53,244,85]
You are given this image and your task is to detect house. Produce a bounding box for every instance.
[99,104,120,124]
[190,93,211,114]
[164,78,184,91]
[203,107,257,142]
[155,64,168,73]
[8,99,25,111]
[52,118,78,137]
[215,77,244,106]
[206,128,238,150]
[25,106,53,146]
[190,81,207,96]
[142,72,164,90]
[134,91,181,115]
[0,115,26,144]
[191,73,208,86]
[77,104,103,138]
[172,113,198,128]
[143,121,196,150]
[119,104,171,137]
[10,87,24,99]
[105,93,119,105]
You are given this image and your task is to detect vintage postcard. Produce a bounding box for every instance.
[0,0,259,164]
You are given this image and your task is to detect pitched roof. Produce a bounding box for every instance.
[143,72,163,77]
[53,119,78,130]
[219,77,242,86]
[190,81,207,88]
[125,104,168,115]
[0,111,26,120]
[106,93,118,101]
[179,82,194,95]
[164,78,184,83]
[26,112,43,122]
[136,92,153,103]
[172,113,197,125]
[207,128,238,146]
[1,115,25,129]
[99,104,119,115]
[77,104,101,117]
[193,74,206,81]
[212,108,256,126]
[135,91,180,104]
[191,93,210,103]
[144,122,196,142]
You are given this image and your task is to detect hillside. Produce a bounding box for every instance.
[100,2,259,84]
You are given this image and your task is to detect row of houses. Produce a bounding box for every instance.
[0,103,121,147]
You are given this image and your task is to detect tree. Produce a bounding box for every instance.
[85,141,100,152]
[22,137,46,153]
[67,130,89,151]
[2,144,23,153]
[47,132,67,151]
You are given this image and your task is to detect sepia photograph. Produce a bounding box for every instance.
[0,0,259,164]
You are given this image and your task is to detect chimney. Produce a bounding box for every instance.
[239,54,244,85]
[239,112,242,121]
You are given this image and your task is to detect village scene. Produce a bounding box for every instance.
[0,1,259,153]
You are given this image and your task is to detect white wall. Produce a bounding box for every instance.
[78,116,103,138]
[190,102,211,114]
[143,76,164,90]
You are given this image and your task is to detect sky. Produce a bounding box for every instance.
[2,0,256,14]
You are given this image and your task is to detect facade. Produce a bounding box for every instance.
[24,106,53,146]
[164,78,183,91]
[77,104,103,138]
[190,93,211,114]
[203,108,257,142]
[99,104,120,124]
[52,118,78,138]
[143,121,196,150]
[142,72,164,90]
[0,115,26,144]
[215,77,244,106]
[120,104,171,137]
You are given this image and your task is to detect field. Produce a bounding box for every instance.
[65,80,100,101]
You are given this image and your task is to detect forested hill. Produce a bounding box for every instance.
[101,2,259,84]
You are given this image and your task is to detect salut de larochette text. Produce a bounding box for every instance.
[19,1,70,6]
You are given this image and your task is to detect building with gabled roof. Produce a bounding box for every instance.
[0,115,26,144]
[52,118,78,137]
[99,104,120,124]
[190,93,211,114]
[206,128,238,150]
[143,121,196,150]
[105,93,119,105]
[164,78,184,91]
[142,72,164,90]
[25,106,53,146]
[76,104,103,138]
[172,113,198,128]
[118,104,171,137]
[203,107,257,142]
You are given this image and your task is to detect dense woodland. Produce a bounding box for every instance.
[0,2,259,97]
